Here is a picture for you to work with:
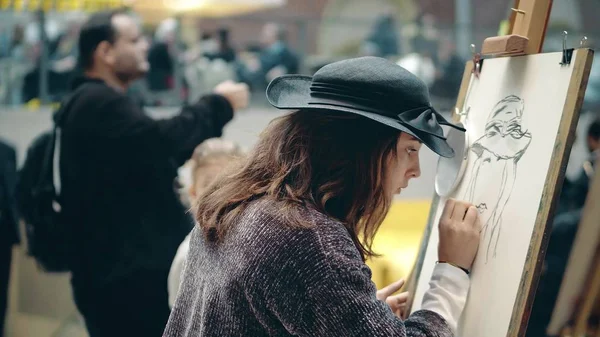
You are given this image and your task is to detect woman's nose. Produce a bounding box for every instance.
[411,160,421,178]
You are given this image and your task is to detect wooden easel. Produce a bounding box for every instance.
[404,1,593,336]
[405,0,553,298]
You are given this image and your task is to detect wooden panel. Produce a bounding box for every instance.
[572,168,600,335]
[548,147,600,335]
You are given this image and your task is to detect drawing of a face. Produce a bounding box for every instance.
[464,95,532,262]
[474,96,531,161]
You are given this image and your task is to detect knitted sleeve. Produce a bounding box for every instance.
[244,216,453,337]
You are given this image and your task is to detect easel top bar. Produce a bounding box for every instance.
[481,0,553,56]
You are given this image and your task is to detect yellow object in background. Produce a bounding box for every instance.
[7,0,126,12]
[24,99,61,111]
[366,200,431,289]
[25,99,41,111]
[498,20,510,36]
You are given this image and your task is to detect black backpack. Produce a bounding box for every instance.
[16,86,86,272]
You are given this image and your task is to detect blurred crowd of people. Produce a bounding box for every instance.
[0,11,470,109]
[359,13,464,107]
[144,19,300,106]
[0,18,77,104]
[0,12,301,107]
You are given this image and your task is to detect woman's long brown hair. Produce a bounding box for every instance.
[194,109,401,260]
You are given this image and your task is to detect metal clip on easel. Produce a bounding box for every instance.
[560,31,574,66]
[471,44,482,78]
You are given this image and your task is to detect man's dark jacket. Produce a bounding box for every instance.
[58,77,233,292]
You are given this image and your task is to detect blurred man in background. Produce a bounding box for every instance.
[559,118,600,211]
[56,9,248,337]
[362,14,399,58]
[430,36,464,101]
[236,22,299,91]
[204,28,236,63]
[147,18,177,94]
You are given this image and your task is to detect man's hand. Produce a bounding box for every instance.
[376,279,410,318]
[214,80,250,111]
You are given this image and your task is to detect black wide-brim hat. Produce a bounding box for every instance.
[266,56,465,158]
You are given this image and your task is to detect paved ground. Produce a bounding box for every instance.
[0,105,593,201]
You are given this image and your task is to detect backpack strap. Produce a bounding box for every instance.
[53,128,62,197]
[50,83,93,198]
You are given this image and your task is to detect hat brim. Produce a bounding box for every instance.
[266,75,455,158]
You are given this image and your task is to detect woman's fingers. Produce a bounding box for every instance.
[386,291,410,307]
[376,279,405,300]
[396,291,410,303]
[395,292,410,305]
[451,201,469,221]
[378,280,411,319]
[394,303,407,317]
[463,206,478,226]
[441,199,456,222]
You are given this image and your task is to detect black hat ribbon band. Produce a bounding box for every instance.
[308,81,466,139]
[397,107,466,140]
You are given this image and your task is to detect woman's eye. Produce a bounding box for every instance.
[407,148,417,155]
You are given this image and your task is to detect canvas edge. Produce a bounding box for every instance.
[507,48,595,337]
[406,60,475,314]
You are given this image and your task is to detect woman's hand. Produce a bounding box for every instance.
[376,279,410,318]
[438,199,481,271]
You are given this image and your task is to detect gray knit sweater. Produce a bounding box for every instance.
[163,199,452,336]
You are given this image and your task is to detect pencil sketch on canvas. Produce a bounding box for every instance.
[410,50,590,337]
[463,95,533,263]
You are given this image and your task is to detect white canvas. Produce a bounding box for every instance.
[411,50,581,337]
